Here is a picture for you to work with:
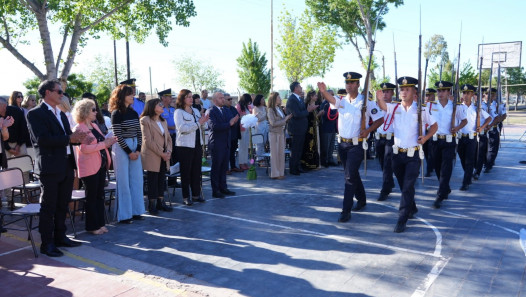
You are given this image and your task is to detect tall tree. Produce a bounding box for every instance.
[236,39,271,95]
[174,55,224,93]
[424,34,449,64]
[306,0,403,80]
[276,8,340,83]
[86,55,130,103]
[506,67,526,110]
[24,73,93,99]
[0,0,196,86]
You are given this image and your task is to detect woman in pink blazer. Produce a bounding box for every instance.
[72,99,117,235]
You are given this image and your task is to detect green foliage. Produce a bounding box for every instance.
[23,73,93,99]
[174,55,224,93]
[276,8,340,83]
[236,39,271,96]
[458,62,477,86]
[424,34,449,62]
[86,55,130,104]
[506,67,526,96]
[0,0,196,81]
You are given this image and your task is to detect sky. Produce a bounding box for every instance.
[0,0,525,97]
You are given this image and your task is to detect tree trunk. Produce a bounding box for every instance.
[34,8,57,80]
[59,14,83,90]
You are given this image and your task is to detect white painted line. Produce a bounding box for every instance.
[0,245,31,257]
[520,228,526,256]
[439,210,519,235]
[411,257,451,297]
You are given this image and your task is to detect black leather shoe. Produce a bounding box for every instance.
[1,226,7,233]
[193,197,206,203]
[157,200,173,212]
[290,171,300,176]
[119,219,133,224]
[351,202,366,211]
[338,212,351,222]
[377,193,389,201]
[132,215,145,220]
[460,184,469,191]
[298,168,308,173]
[183,198,193,206]
[473,173,480,180]
[432,198,442,209]
[54,237,82,248]
[394,220,407,233]
[220,189,236,195]
[212,192,225,198]
[409,207,418,219]
[148,200,159,215]
[40,243,64,257]
[328,162,338,167]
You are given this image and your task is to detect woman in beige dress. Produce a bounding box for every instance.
[267,92,292,179]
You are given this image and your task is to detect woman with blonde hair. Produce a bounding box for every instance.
[72,99,117,234]
[267,92,292,179]
[21,94,37,116]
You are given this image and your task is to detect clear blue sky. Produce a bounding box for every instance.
[0,0,524,96]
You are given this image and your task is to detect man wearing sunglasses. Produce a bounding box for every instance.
[27,79,93,257]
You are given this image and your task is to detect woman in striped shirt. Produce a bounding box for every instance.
[110,85,145,224]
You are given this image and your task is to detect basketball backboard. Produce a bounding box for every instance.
[477,41,522,69]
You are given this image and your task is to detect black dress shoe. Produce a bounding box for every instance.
[460,184,469,191]
[409,207,418,219]
[54,237,82,247]
[220,189,236,195]
[338,212,351,222]
[298,167,308,173]
[394,220,407,233]
[157,200,173,212]
[212,192,225,198]
[328,162,338,167]
[424,172,432,177]
[193,197,206,203]
[183,198,193,206]
[432,198,442,209]
[351,202,366,211]
[119,219,133,224]
[132,215,145,220]
[290,171,300,176]
[473,173,480,180]
[1,226,7,233]
[40,243,64,257]
[377,193,389,201]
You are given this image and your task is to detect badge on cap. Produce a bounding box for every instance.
[439,82,443,88]
[463,85,468,91]
[382,84,387,90]
[347,73,352,79]
[402,78,407,85]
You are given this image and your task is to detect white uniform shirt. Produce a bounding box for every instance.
[387,102,436,149]
[379,102,396,134]
[482,101,497,119]
[431,100,466,135]
[330,94,384,139]
[459,103,491,134]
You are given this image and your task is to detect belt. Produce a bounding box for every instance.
[378,134,393,138]
[398,146,419,153]
[340,137,366,144]
[461,133,477,138]
[436,134,455,139]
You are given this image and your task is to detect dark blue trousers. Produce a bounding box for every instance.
[211,145,229,193]
[457,136,477,186]
[431,139,455,199]
[375,137,395,194]
[475,134,488,175]
[486,128,500,170]
[392,151,420,222]
[338,142,365,213]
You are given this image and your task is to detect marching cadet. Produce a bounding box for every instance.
[377,77,437,233]
[376,82,396,201]
[430,81,467,209]
[473,88,493,180]
[423,88,437,177]
[457,84,492,190]
[485,87,506,173]
[317,72,384,223]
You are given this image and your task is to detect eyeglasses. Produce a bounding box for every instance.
[53,89,64,95]
[226,98,232,101]
[17,95,23,98]
[158,103,164,107]
[91,108,97,112]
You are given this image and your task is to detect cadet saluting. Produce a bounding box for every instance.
[317,72,384,223]
[377,76,437,233]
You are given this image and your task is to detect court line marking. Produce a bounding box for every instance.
[171,193,447,297]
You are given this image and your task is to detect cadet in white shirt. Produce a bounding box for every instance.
[376,82,397,201]
[457,84,492,191]
[474,90,493,179]
[430,81,467,209]
[486,87,506,172]
[317,72,384,223]
[377,76,437,233]
[423,88,437,177]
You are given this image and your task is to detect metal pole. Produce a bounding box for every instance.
[382,55,385,80]
[149,67,153,98]
[113,40,118,86]
[270,0,274,92]
[126,39,131,80]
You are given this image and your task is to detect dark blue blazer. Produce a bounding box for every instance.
[285,93,309,136]
[207,106,231,151]
[26,103,76,175]
[225,106,240,140]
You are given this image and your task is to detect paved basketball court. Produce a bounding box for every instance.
[1,124,525,297]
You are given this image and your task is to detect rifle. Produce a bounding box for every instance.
[393,33,399,102]
[361,41,375,176]
[496,63,502,115]
[475,56,483,167]
[451,25,462,138]
[417,10,424,183]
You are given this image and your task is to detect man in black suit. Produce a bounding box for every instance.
[26,79,91,257]
[285,82,318,175]
[207,92,239,198]
[224,93,242,174]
